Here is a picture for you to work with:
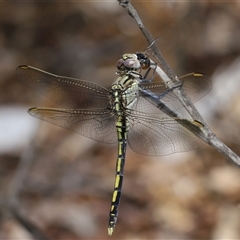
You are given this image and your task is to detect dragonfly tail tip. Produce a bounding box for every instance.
[108,226,114,236]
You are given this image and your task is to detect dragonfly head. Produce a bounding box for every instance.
[116,53,142,74]
[116,52,152,78]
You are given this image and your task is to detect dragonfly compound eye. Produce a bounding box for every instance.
[123,58,141,69]
[116,54,141,71]
[116,59,126,71]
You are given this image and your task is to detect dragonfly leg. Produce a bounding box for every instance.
[140,62,157,83]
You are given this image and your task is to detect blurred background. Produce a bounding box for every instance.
[1,1,240,239]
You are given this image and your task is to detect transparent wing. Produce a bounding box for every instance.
[28,107,117,144]
[178,73,212,101]
[132,95,168,116]
[127,110,203,155]
[140,73,212,112]
[16,65,110,109]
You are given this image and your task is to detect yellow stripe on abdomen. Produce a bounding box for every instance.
[108,116,128,235]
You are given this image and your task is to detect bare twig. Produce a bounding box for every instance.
[5,126,51,239]
[0,198,50,240]
[118,0,203,122]
[117,0,240,166]
[8,140,37,205]
[10,205,50,240]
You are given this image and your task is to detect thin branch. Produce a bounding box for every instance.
[10,205,50,240]
[0,198,50,240]
[5,126,51,239]
[118,0,203,121]
[8,140,37,205]
[117,0,240,166]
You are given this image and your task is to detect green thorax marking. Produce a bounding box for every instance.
[110,73,140,116]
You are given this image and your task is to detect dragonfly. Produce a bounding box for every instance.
[16,52,211,235]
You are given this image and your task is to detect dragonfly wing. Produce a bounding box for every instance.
[179,73,212,101]
[140,73,212,111]
[127,110,204,156]
[16,65,110,109]
[133,95,169,116]
[29,107,117,144]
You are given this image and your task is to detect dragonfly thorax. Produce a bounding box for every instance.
[110,74,140,115]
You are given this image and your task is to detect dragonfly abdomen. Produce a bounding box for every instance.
[108,116,128,235]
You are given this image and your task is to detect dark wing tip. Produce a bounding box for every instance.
[28,107,38,115]
[192,72,205,77]
[28,107,38,111]
[18,65,29,69]
[16,65,29,71]
[16,65,29,76]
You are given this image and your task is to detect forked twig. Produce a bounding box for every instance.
[117,0,240,166]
